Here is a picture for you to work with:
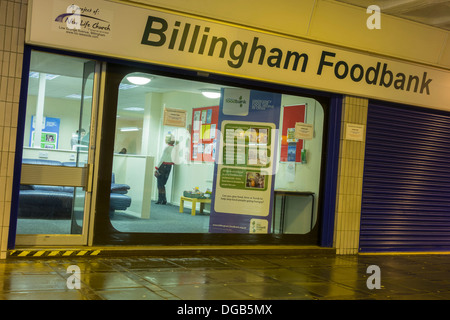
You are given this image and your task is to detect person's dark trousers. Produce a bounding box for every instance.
[157,163,172,204]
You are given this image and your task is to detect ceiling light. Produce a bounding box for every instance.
[66,94,92,99]
[29,72,60,80]
[123,107,144,112]
[201,89,221,99]
[119,83,138,90]
[120,127,140,132]
[127,76,151,85]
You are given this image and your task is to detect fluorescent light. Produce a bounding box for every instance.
[120,127,140,132]
[119,83,138,90]
[66,94,92,99]
[127,76,151,85]
[201,89,221,99]
[123,107,144,112]
[45,74,60,80]
[29,72,60,80]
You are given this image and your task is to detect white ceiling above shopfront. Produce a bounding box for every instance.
[336,0,450,31]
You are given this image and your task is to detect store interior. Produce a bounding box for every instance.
[16,51,324,236]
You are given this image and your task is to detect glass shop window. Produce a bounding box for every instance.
[109,72,324,235]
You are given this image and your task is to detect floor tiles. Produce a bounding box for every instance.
[1,253,450,300]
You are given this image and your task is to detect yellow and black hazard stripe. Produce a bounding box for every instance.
[9,249,102,258]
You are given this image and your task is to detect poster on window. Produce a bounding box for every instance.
[209,88,281,234]
[191,106,219,162]
[29,116,60,149]
[280,105,306,162]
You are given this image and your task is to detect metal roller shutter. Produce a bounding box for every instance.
[360,103,450,252]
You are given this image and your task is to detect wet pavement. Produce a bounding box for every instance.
[1,253,450,300]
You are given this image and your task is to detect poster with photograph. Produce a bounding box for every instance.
[193,132,199,143]
[29,116,60,149]
[193,111,201,130]
[201,110,207,123]
[209,89,282,234]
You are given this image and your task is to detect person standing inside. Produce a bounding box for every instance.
[71,128,86,150]
[155,134,176,204]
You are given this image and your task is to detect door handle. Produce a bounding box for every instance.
[85,163,94,192]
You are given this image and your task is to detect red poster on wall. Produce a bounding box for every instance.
[191,106,219,162]
[280,104,306,162]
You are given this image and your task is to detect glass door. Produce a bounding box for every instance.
[15,50,100,246]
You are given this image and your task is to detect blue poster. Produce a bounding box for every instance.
[209,88,282,233]
[29,116,60,149]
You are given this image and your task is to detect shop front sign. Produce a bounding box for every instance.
[27,0,450,110]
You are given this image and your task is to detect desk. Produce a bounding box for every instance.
[179,196,211,216]
[273,190,315,233]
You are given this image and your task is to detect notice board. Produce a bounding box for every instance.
[191,106,219,162]
[280,104,306,162]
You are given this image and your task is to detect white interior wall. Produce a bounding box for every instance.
[275,96,324,193]
[274,96,324,233]
[24,95,91,151]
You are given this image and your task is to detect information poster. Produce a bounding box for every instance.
[345,123,365,141]
[163,108,187,127]
[280,105,306,162]
[191,106,219,162]
[209,88,281,234]
[29,116,60,149]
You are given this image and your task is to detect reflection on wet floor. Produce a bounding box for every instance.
[1,254,450,300]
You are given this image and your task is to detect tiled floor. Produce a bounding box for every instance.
[1,253,450,300]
